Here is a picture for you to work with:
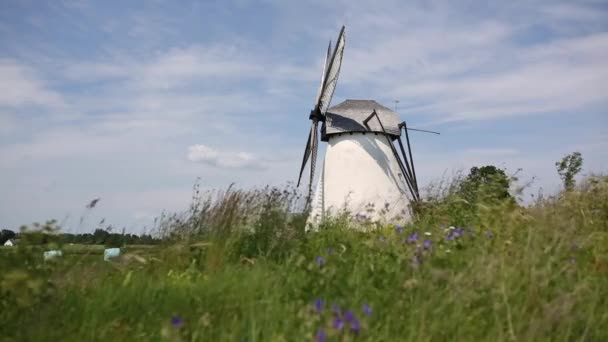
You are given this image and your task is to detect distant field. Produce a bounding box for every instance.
[0,244,161,255]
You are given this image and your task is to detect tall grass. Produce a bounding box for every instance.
[1,174,607,341]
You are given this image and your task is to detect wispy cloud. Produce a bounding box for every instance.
[0,59,64,108]
[392,33,608,123]
[187,144,267,170]
[64,43,317,88]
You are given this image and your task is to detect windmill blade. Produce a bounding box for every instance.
[296,125,314,187]
[402,123,420,197]
[308,120,319,198]
[324,40,332,75]
[317,26,346,114]
[313,40,332,107]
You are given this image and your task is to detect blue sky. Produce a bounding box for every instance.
[1,0,607,233]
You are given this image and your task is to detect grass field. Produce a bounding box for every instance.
[1,174,607,341]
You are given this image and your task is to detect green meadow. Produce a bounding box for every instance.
[1,169,607,341]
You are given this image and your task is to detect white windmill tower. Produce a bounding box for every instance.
[297,26,437,230]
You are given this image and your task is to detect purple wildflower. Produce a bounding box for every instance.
[315,256,325,266]
[407,232,419,243]
[344,310,355,322]
[423,239,432,249]
[363,303,372,316]
[171,315,183,328]
[446,231,455,241]
[314,298,324,313]
[453,228,464,238]
[350,318,361,333]
[395,225,403,233]
[333,317,344,330]
[316,329,326,342]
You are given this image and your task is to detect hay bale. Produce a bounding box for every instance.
[103,247,121,261]
[43,250,62,260]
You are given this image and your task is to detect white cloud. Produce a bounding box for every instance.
[135,46,263,90]
[397,55,608,123]
[342,21,513,83]
[187,144,267,170]
[64,44,317,91]
[417,32,608,121]
[0,59,64,108]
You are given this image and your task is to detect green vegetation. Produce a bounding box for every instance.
[556,151,584,191]
[1,157,607,341]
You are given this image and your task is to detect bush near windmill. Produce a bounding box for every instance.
[414,165,519,228]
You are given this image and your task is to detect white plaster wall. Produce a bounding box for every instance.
[307,133,413,230]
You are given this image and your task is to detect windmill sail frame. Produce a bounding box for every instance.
[297,25,346,203]
[313,41,332,111]
[317,25,346,116]
[363,111,421,202]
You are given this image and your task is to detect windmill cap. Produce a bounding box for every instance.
[322,99,401,141]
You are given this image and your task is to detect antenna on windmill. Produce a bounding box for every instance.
[393,100,440,135]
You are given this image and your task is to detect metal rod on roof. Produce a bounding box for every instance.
[398,122,440,135]
[407,127,440,135]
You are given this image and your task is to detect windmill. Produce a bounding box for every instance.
[296,26,437,230]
